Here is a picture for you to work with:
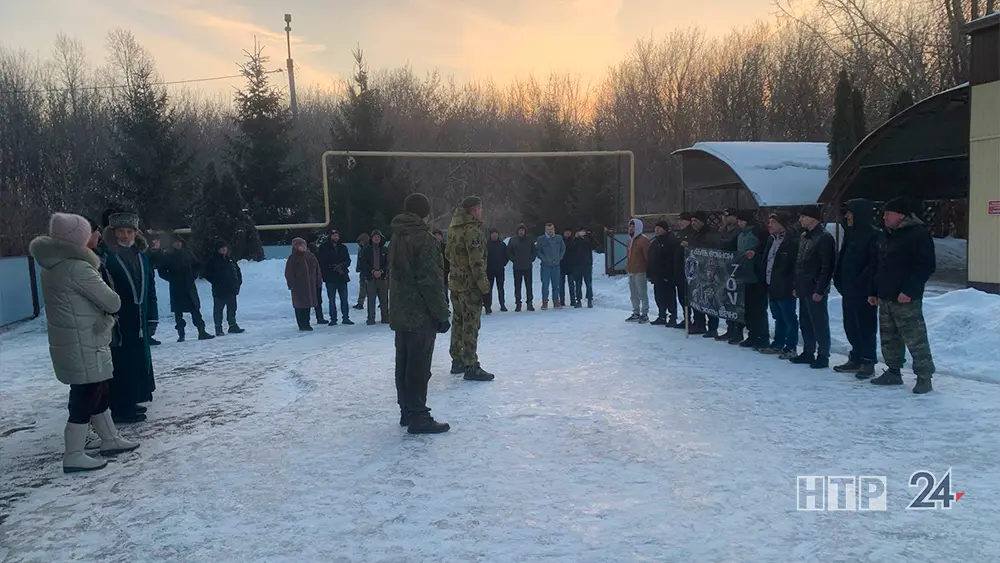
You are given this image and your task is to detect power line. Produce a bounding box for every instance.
[0,68,284,96]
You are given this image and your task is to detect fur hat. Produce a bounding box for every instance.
[799,205,822,221]
[655,220,671,231]
[49,213,92,247]
[736,210,756,223]
[884,197,915,216]
[108,212,140,230]
[678,212,693,221]
[461,195,482,210]
[404,193,432,218]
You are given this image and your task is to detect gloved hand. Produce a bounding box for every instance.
[436,319,451,334]
[147,321,157,337]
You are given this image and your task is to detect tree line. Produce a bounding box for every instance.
[1,0,990,258]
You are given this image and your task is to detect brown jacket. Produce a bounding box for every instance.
[626,219,651,274]
[285,249,322,308]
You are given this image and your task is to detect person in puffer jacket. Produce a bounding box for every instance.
[30,213,140,474]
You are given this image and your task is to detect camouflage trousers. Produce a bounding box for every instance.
[879,299,936,377]
[357,278,367,305]
[450,289,483,366]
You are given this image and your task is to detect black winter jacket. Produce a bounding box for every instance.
[764,231,798,300]
[647,232,681,283]
[873,215,936,301]
[560,235,577,272]
[157,247,202,313]
[714,225,740,251]
[834,199,883,298]
[203,253,242,297]
[567,233,596,271]
[316,241,352,283]
[794,224,836,296]
[358,239,390,281]
[506,235,537,270]
[486,237,509,275]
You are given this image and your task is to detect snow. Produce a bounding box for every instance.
[673,142,830,207]
[2,253,1000,562]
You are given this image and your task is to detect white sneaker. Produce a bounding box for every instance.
[63,423,108,473]
[91,410,140,455]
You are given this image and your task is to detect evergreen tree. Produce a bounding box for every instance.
[851,86,867,142]
[328,48,405,238]
[521,110,581,234]
[888,89,915,118]
[229,41,300,227]
[828,69,855,176]
[192,162,264,262]
[107,34,188,229]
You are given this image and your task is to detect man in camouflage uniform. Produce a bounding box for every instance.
[445,196,495,381]
[388,193,452,433]
[869,197,936,394]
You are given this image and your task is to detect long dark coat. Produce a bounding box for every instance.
[157,247,202,313]
[285,250,323,308]
[100,235,158,405]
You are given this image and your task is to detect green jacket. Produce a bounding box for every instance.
[737,224,762,284]
[445,207,490,294]
[388,212,450,332]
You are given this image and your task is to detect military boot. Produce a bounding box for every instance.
[197,327,215,341]
[912,377,933,394]
[871,368,904,386]
[464,363,496,381]
[407,414,450,434]
[176,328,185,343]
[855,364,875,379]
[833,360,861,373]
[450,360,466,374]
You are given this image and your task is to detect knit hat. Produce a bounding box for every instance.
[678,212,693,221]
[655,220,671,231]
[736,210,756,223]
[799,205,822,221]
[884,197,914,216]
[692,211,708,223]
[108,212,140,230]
[461,195,483,210]
[49,213,92,247]
[768,212,790,228]
[404,192,432,218]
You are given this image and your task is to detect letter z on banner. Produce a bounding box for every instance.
[684,247,746,323]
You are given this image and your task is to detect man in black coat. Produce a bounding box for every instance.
[484,228,509,313]
[676,211,718,336]
[506,224,536,311]
[558,227,576,308]
[316,229,354,326]
[762,212,799,357]
[790,205,836,369]
[570,227,597,308]
[833,199,882,378]
[202,239,244,336]
[358,229,390,325]
[647,220,681,326]
[158,236,214,342]
[869,197,937,394]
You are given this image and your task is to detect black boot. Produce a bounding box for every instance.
[149,337,161,346]
[215,327,225,337]
[810,357,829,369]
[228,325,245,334]
[855,364,875,379]
[650,317,667,326]
[833,360,861,373]
[871,368,904,386]
[573,301,582,309]
[912,377,933,394]
[515,303,522,312]
[352,303,364,310]
[197,327,215,340]
[526,303,535,311]
[407,414,450,434]
[464,363,496,381]
[587,299,593,308]
[789,352,815,365]
[450,360,466,374]
[342,318,355,325]
[500,303,508,312]
[399,410,410,427]
[177,329,185,343]
[328,318,338,326]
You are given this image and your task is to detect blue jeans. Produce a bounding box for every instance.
[325,281,350,320]
[769,296,798,350]
[540,265,561,301]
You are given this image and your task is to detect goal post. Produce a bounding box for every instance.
[173,149,638,234]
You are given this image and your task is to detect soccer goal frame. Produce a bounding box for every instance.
[174,149,638,235]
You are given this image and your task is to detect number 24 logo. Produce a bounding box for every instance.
[907,469,965,509]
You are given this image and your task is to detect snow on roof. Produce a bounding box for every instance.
[673,141,830,207]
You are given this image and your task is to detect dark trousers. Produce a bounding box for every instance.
[653,280,677,321]
[842,294,878,364]
[799,293,831,359]
[744,282,770,343]
[485,271,506,309]
[677,280,719,330]
[68,381,110,424]
[213,294,238,330]
[573,265,593,302]
[357,278,367,305]
[366,279,389,321]
[294,307,312,329]
[173,310,205,334]
[769,296,798,350]
[394,330,436,417]
[315,285,326,321]
[513,269,533,304]
[325,280,350,321]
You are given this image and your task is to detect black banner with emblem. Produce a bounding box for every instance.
[683,247,745,322]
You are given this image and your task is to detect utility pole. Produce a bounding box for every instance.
[284,13,298,119]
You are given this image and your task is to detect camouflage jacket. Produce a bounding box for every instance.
[388,212,450,332]
[445,207,490,294]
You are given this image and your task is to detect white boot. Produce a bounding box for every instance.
[91,410,140,455]
[85,425,102,450]
[64,423,108,473]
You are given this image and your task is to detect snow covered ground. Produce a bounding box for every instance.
[2,253,1000,562]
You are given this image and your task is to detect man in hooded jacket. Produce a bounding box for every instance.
[833,199,882,378]
[506,224,536,311]
[647,220,681,325]
[625,218,651,323]
[484,228,509,313]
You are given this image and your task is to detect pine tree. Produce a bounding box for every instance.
[888,89,915,118]
[191,162,264,262]
[851,86,867,142]
[328,48,405,238]
[229,40,300,227]
[828,69,856,176]
[521,110,580,234]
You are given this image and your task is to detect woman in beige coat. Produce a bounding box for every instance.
[29,213,141,473]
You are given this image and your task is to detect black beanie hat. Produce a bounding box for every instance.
[213,239,228,251]
[736,209,756,222]
[461,195,482,210]
[404,192,432,218]
[884,197,914,216]
[693,211,708,223]
[655,220,671,231]
[768,212,789,228]
[678,212,693,221]
[799,205,822,221]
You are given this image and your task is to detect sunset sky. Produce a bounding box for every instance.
[1,0,777,95]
